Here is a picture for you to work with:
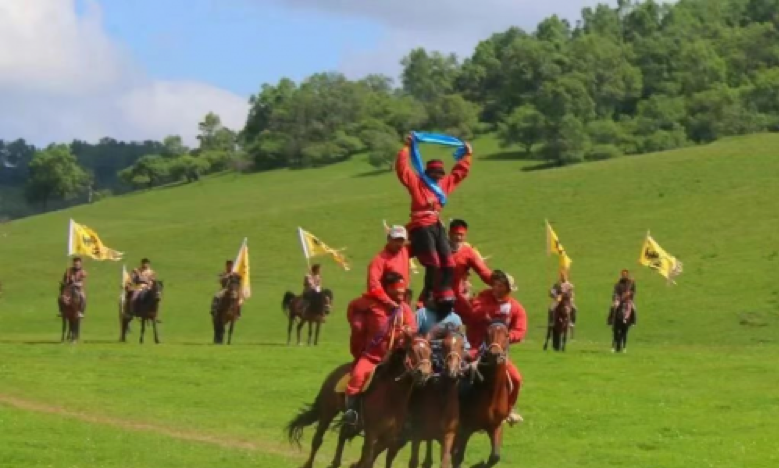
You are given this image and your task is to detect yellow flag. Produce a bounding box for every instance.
[232,237,251,298]
[68,219,123,261]
[639,233,683,283]
[546,220,571,273]
[298,227,350,271]
[382,220,419,274]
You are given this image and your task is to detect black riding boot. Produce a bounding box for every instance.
[344,394,360,425]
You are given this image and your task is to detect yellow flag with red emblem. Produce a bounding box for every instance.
[298,227,350,271]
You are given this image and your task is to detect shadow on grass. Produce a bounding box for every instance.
[521,162,562,172]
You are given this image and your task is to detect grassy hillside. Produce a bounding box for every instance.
[1,134,778,467]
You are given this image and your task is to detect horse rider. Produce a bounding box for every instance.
[344,271,417,425]
[366,225,411,308]
[59,256,87,318]
[396,133,473,306]
[549,271,577,327]
[449,218,492,326]
[464,270,527,426]
[299,263,328,310]
[212,259,243,319]
[126,258,160,322]
[609,269,637,325]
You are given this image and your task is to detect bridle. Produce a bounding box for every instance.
[396,336,432,382]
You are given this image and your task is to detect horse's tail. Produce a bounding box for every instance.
[282,291,295,316]
[285,399,321,448]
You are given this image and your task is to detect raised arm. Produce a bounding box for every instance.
[441,145,472,191]
[395,146,415,188]
[469,249,492,286]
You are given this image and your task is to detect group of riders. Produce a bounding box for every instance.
[55,134,639,429]
[58,257,160,321]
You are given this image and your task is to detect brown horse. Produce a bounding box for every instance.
[285,332,432,468]
[544,289,572,352]
[213,276,241,345]
[120,281,164,344]
[394,325,467,468]
[58,283,83,343]
[610,291,636,353]
[453,322,512,468]
[282,289,333,346]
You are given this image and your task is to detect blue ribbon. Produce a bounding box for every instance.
[409,132,468,207]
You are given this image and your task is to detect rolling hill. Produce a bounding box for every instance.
[0,134,777,467]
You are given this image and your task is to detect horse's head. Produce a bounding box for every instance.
[151,280,164,300]
[226,276,241,300]
[322,289,334,315]
[399,332,433,387]
[439,326,467,380]
[482,321,510,365]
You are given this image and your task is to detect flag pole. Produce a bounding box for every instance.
[297,227,311,272]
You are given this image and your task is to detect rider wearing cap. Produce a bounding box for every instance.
[366,225,412,308]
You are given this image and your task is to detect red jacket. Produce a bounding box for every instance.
[367,245,411,305]
[361,301,417,362]
[453,244,491,300]
[347,295,374,359]
[395,147,471,230]
[465,289,527,347]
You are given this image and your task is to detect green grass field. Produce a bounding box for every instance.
[1,134,778,467]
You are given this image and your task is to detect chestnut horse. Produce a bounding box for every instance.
[285,332,432,468]
[120,281,164,344]
[544,289,572,352]
[58,283,83,343]
[213,275,241,345]
[392,325,467,468]
[453,322,512,468]
[282,289,334,346]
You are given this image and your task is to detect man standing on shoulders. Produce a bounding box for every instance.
[59,257,87,318]
[396,134,473,305]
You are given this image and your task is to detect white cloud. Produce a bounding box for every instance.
[262,0,613,79]
[0,0,248,146]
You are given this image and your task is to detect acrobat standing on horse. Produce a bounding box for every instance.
[396,132,472,307]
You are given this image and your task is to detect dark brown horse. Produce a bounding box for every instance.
[213,276,241,345]
[120,281,164,344]
[453,322,512,468]
[285,332,432,468]
[544,289,572,352]
[282,289,333,346]
[58,283,83,343]
[394,325,467,468]
[610,291,636,353]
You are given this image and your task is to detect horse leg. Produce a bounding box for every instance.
[562,327,568,352]
[153,319,160,344]
[297,320,305,346]
[307,321,313,346]
[483,426,503,468]
[452,429,473,468]
[315,322,321,346]
[61,317,66,343]
[328,424,351,468]
[351,432,377,468]
[407,438,421,468]
[74,318,80,343]
[622,326,629,353]
[140,319,146,344]
[301,416,333,468]
[441,430,457,468]
[543,325,552,351]
[382,437,401,468]
[227,319,235,345]
[287,313,294,346]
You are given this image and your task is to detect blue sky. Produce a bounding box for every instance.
[0,0,608,144]
[95,0,383,96]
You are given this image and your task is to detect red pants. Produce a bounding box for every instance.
[346,355,379,396]
[349,321,365,361]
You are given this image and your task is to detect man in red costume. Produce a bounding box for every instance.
[344,271,417,425]
[366,225,411,307]
[465,270,527,426]
[396,135,472,305]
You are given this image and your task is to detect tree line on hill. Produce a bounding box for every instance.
[3,0,779,219]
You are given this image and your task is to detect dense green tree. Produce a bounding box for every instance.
[25,145,89,210]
